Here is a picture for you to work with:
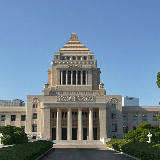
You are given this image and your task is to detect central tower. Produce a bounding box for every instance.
[43,33,101,95]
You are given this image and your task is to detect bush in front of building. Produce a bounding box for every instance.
[0,140,53,160]
[125,123,160,143]
[0,125,28,145]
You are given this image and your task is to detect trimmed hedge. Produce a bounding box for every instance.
[0,140,53,160]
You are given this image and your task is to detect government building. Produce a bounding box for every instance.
[0,33,160,144]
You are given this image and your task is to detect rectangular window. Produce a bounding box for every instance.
[21,115,26,121]
[65,112,67,118]
[21,126,25,132]
[73,71,76,85]
[33,113,37,119]
[123,115,127,121]
[85,112,87,118]
[33,104,35,108]
[143,115,147,121]
[67,56,70,60]
[63,71,66,85]
[82,112,84,118]
[123,126,128,133]
[72,56,76,60]
[1,115,5,121]
[68,71,71,85]
[62,56,65,60]
[32,125,37,132]
[11,115,16,121]
[112,113,116,119]
[112,124,117,132]
[62,112,64,118]
[78,71,81,85]
[83,56,87,60]
[83,71,86,85]
[153,115,157,121]
[52,112,54,118]
[90,56,92,59]
[133,115,137,121]
[72,112,74,118]
[77,56,81,60]
[59,71,61,85]
[75,112,77,118]
[95,112,97,118]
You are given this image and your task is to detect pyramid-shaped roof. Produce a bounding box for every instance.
[59,33,90,51]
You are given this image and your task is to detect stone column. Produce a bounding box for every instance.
[56,107,61,140]
[78,107,83,140]
[99,106,107,139]
[76,70,78,85]
[67,107,72,140]
[61,70,63,85]
[81,71,83,85]
[71,70,73,85]
[66,70,68,85]
[43,108,50,139]
[89,107,93,140]
[86,71,88,85]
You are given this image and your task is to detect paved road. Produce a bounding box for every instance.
[39,148,136,160]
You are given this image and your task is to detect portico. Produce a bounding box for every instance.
[50,106,101,141]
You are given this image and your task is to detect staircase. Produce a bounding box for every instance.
[51,140,105,145]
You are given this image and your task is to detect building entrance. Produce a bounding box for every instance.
[72,128,77,140]
[52,128,56,140]
[93,128,97,140]
[83,128,87,140]
[62,128,67,140]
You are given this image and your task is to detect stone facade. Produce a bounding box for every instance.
[0,33,160,141]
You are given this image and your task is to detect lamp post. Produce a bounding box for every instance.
[147,132,152,143]
[0,133,3,146]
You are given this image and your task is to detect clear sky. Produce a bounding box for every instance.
[0,0,160,106]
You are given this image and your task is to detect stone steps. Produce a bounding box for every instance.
[51,140,104,145]
[52,145,108,148]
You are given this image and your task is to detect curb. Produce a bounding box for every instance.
[106,147,140,160]
[35,147,53,160]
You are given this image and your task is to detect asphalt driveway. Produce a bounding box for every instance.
[39,148,136,160]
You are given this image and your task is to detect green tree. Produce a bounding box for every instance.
[0,125,28,145]
[156,72,160,88]
[125,123,160,143]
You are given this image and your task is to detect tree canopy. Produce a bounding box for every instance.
[156,72,160,88]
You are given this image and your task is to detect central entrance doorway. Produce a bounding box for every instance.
[52,128,56,140]
[83,128,87,140]
[62,128,67,140]
[72,128,77,140]
[93,128,97,140]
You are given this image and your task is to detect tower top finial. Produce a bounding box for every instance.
[70,33,78,41]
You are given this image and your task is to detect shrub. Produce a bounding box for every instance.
[125,123,160,143]
[0,125,28,145]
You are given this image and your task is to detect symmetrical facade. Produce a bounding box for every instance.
[0,33,160,141]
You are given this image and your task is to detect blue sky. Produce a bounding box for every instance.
[0,0,160,106]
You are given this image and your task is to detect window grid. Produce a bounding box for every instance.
[153,115,157,121]
[1,115,5,121]
[33,113,37,119]
[133,115,137,121]
[143,115,147,121]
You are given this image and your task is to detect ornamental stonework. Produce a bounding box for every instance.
[58,95,93,102]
